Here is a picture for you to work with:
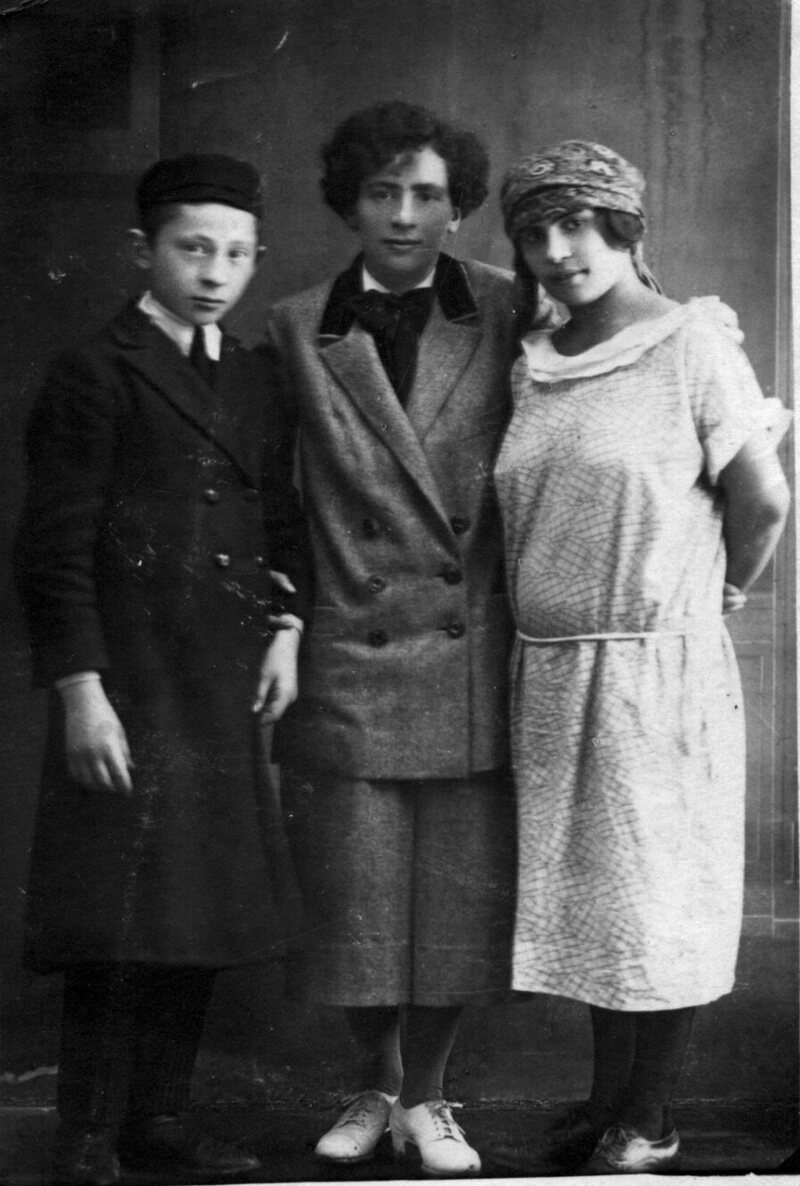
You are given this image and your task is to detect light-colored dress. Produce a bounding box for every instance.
[494,297,784,1010]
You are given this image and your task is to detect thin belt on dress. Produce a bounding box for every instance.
[516,619,722,644]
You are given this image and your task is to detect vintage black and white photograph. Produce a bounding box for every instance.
[0,1,796,1183]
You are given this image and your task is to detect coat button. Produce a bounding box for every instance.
[213,552,231,568]
[367,575,387,593]
[255,554,267,567]
[363,517,381,538]
[243,488,260,502]
[203,488,221,504]
[368,629,388,647]
[450,516,470,535]
[445,622,465,639]
[442,567,463,585]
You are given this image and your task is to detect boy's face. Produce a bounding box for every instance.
[133,202,261,325]
[347,145,460,292]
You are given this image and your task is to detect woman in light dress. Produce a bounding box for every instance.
[490,140,790,1175]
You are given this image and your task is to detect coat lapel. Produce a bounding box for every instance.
[109,303,259,485]
[319,328,451,520]
[405,302,482,441]
[405,255,482,440]
[315,255,483,519]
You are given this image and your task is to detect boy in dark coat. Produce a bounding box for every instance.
[15,154,312,1185]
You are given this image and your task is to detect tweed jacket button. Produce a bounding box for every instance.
[450,515,470,535]
[203,487,221,504]
[442,567,463,585]
[243,488,260,502]
[255,554,267,567]
[368,629,389,647]
[362,517,381,538]
[367,575,387,593]
[213,552,231,568]
[445,622,466,639]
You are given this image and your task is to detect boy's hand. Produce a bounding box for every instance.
[60,681,133,795]
[252,628,300,723]
[722,582,747,616]
[269,570,297,595]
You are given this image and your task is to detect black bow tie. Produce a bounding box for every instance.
[349,288,434,337]
[348,288,434,404]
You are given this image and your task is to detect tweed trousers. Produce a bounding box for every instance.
[282,767,517,1007]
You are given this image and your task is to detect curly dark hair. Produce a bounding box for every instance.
[320,101,489,220]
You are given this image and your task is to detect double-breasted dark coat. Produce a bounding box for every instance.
[267,255,518,779]
[15,302,311,971]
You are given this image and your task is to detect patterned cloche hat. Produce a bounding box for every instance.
[501,140,646,239]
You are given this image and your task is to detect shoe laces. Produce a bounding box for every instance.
[424,1100,466,1142]
[598,1123,645,1153]
[336,1091,387,1131]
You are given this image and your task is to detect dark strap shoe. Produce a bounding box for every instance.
[583,1124,681,1174]
[118,1113,261,1174]
[489,1103,613,1174]
[51,1126,120,1186]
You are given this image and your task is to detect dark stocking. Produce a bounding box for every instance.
[58,965,138,1132]
[346,1006,403,1097]
[620,1007,696,1138]
[399,1005,462,1108]
[588,1005,637,1123]
[126,967,216,1120]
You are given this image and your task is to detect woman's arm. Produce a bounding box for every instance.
[717,433,791,593]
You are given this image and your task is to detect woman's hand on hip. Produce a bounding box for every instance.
[722,582,747,615]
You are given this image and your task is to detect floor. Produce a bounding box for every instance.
[0,1096,797,1184]
[1,933,797,1182]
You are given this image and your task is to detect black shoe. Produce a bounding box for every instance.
[118,1113,261,1175]
[490,1103,612,1174]
[51,1126,121,1186]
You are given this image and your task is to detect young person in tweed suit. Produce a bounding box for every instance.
[264,102,550,1175]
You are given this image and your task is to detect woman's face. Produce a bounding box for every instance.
[518,207,632,308]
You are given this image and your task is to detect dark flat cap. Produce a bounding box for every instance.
[137,153,264,219]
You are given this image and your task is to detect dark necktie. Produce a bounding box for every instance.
[189,325,216,389]
[349,288,434,404]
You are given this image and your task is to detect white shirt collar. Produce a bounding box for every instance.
[138,291,222,361]
[361,265,436,294]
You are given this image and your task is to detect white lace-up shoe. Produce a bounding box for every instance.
[390,1100,481,1176]
[314,1090,396,1163]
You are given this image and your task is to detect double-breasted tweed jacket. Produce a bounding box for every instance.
[267,255,518,780]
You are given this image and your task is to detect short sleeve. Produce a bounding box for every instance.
[681,311,774,485]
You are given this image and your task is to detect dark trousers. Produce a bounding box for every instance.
[58,963,216,1132]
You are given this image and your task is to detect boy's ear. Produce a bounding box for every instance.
[128,228,152,271]
[255,245,267,265]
